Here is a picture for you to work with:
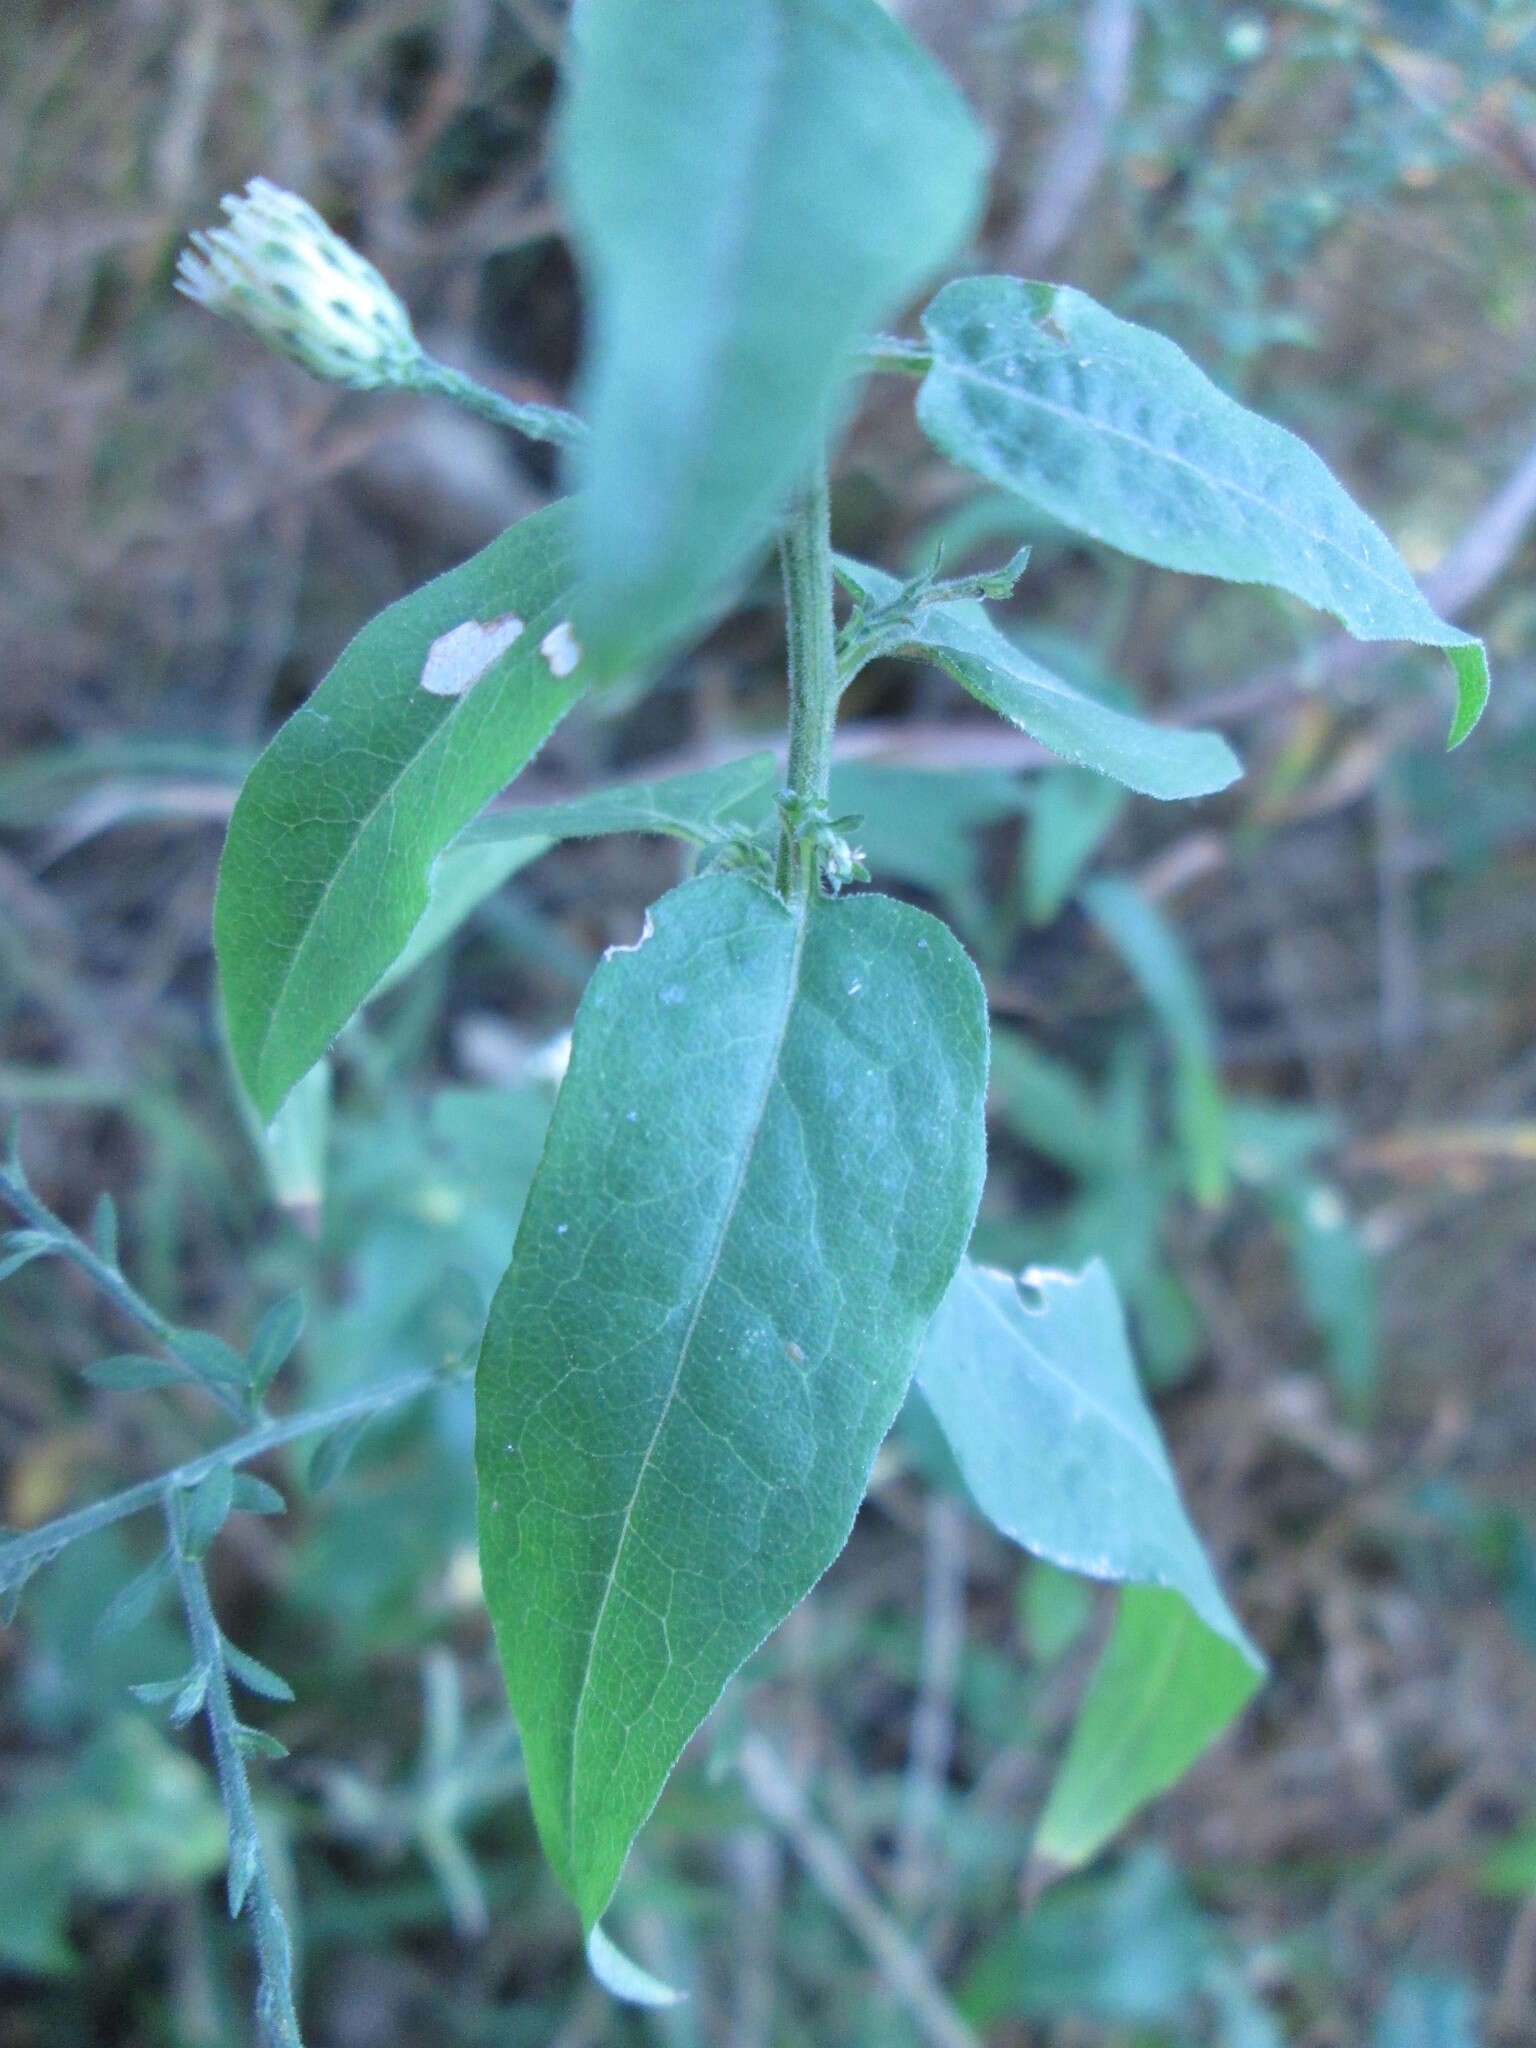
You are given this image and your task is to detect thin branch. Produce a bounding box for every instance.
[1,1364,456,1594]
[0,1164,248,1420]
[736,1733,984,2048]
[165,1497,303,2047]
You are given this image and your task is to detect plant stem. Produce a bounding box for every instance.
[858,335,933,377]
[0,1364,458,1592]
[0,1167,247,1421]
[165,1498,303,2048]
[776,463,840,898]
[412,355,588,450]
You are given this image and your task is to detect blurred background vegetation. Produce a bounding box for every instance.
[3,0,1536,2041]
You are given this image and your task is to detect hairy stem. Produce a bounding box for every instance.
[165,1498,303,2048]
[412,355,588,450]
[0,1166,248,1421]
[1,1364,457,1592]
[776,463,840,897]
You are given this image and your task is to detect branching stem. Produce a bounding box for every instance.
[165,1497,303,2047]
[0,1165,248,1421]
[1,1364,457,1592]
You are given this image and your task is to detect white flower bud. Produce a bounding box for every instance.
[175,177,421,391]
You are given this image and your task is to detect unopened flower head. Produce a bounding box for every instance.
[176,178,421,391]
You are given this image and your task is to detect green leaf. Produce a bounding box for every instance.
[0,1229,58,1285]
[561,0,988,673]
[465,753,779,853]
[181,1467,235,1560]
[169,1328,252,1394]
[914,1258,1262,1865]
[960,1849,1211,2029]
[916,1259,1251,1651]
[245,1292,306,1401]
[229,1475,287,1518]
[1083,877,1227,1207]
[916,277,1489,747]
[1024,770,1125,923]
[215,502,584,1116]
[1034,1585,1260,1868]
[834,557,1241,799]
[308,1414,372,1493]
[477,872,988,1927]
[222,1640,296,1706]
[95,1552,174,1642]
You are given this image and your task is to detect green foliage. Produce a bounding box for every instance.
[917,1258,1261,1864]
[476,873,988,1926]
[7,0,1506,2033]
[215,502,583,1117]
[560,0,987,673]
[1036,1585,1260,1869]
[836,554,1242,797]
[916,277,1489,745]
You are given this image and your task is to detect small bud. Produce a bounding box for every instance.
[176,177,421,391]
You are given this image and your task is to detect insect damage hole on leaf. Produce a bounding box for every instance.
[418,614,526,697]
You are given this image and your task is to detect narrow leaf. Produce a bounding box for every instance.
[245,1291,306,1399]
[562,0,988,672]
[465,753,779,852]
[230,1474,287,1517]
[1034,1585,1260,1868]
[181,1466,235,1559]
[916,277,1489,746]
[234,1724,289,1762]
[0,1231,58,1285]
[308,1413,372,1493]
[95,1551,174,1641]
[835,557,1240,799]
[223,1640,296,1705]
[170,1328,251,1392]
[215,501,584,1116]
[1083,877,1226,1206]
[477,872,988,1927]
[169,1665,211,1727]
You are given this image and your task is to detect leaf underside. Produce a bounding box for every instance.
[215,503,583,1117]
[476,872,989,1927]
[916,277,1488,747]
[915,1257,1262,1866]
[561,0,989,674]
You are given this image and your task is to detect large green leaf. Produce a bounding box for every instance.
[914,1257,1261,1865]
[215,504,583,1116]
[834,558,1241,799]
[561,0,988,673]
[916,278,1489,746]
[476,873,989,1927]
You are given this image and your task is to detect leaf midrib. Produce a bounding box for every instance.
[565,892,809,1876]
[249,600,569,1102]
